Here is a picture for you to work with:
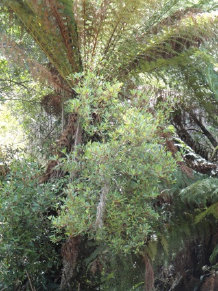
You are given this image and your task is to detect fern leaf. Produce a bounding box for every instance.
[195,202,218,224]
[180,178,218,208]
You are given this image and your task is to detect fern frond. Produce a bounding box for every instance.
[145,240,158,261]
[6,0,82,82]
[46,0,82,71]
[116,12,217,77]
[210,245,218,264]
[2,0,217,84]
[179,178,218,208]
[0,34,69,92]
[195,202,218,223]
[160,235,169,256]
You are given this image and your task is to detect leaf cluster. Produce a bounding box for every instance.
[54,75,178,254]
[0,158,63,289]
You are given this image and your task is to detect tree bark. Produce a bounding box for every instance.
[59,115,82,289]
[144,254,154,291]
[39,112,83,289]
[190,113,218,148]
[60,236,81,290]
[172,112,214,161]
[95,183,110,229]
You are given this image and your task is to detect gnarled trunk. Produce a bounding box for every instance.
[60,236,81,290]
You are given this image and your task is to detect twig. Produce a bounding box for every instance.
[25,270,36,291]
[0,98,40,103]
[0,78,30,90]
[74,120,82,147]
[95,182,109,229]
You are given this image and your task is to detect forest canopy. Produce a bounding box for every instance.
[0,1,217,290]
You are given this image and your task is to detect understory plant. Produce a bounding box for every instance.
[0,157,64,290]
[53,73,178,255]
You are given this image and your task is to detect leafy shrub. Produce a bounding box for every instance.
[54,74,178,254]
[0,158,63,290]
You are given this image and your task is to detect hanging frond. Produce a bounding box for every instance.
[2,0,217,84]
[5,0,82,83]
[115,12,217,77]
[195,202,218,223]
[179,178,218,208]
[0,34,70,92]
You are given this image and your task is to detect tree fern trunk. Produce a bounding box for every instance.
[39,112,83,289]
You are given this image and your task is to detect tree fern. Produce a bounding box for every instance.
[1,0,217,86]
[1,1,217,289]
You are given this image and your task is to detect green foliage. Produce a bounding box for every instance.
[67,71,123,138]
[179,178,218,207]
[205,61,218,101]
[0,103,25,148]
[0,58,62,157]
[53,73,178,254]
[0,1,217,289]
[195,202,218,223]
[210,245,218,265]
[101,253,145,291]
[1,0,217,86]
[0,158,63,289]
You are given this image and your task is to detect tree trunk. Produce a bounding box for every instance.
[172,112,214,161]
[144,254,154,291]
[60,236,81,290]
[59,115,82,289]
[40,112,83,289]
[190,112,218,148]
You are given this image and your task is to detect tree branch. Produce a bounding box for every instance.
[95,182,109,229]
[190,112,218,148]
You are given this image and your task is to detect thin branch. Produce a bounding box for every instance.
[82,0,87,63]
[0,78,30,90]
[41,122,59,142]
[190,112,218,148]
[0,98,40,103]
[25,270,36,291]
[186,128,203,134]
[103,17,121,55]
[95,182,109,229]
[74,120,82,147]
